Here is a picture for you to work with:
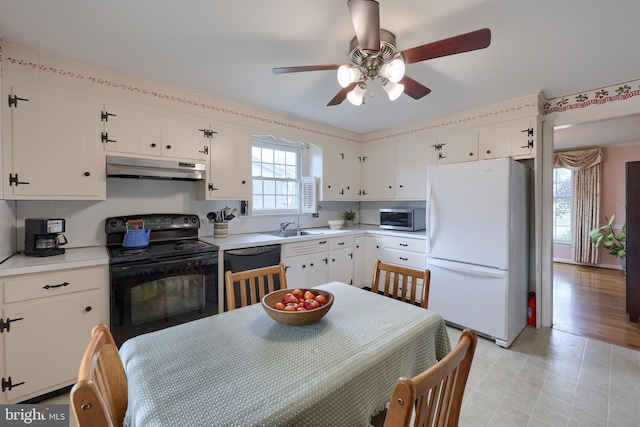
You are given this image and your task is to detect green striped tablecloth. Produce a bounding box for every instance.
[120,281,451,427]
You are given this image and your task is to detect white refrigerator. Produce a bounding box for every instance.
[426,157,529,348]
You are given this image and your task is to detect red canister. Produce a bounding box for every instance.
[527,292,536,327]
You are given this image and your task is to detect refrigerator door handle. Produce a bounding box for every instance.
[428,258,507,278]
[426,182,432,253]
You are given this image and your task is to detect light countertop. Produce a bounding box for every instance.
[0,246,109,277]
[0,225,425,276]
[201,224,426,250]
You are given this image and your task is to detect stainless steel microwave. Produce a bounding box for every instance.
[379,208,426,231]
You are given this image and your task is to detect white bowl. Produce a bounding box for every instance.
[328,219,345,230]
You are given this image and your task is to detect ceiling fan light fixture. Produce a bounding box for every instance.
[337,65,361,88]
[380,56,405,83]
[347,82,367,106]
[382,79,404,101]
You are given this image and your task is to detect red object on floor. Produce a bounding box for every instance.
[527,292,536,327]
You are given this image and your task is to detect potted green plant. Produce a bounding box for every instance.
[342,209,356,227]
[590,214,626,269]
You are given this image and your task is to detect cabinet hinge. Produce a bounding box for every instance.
[2,377,26,393]
[521,127,534,137]
[431,143,446,151]
[101,132,115,143]
[340,153,344,159]
[198,146,209,155]
[7,95,29,108]
[199,129,218,139]
[438,152,446,160]
[8,173,30,187]
[208,183,219,191]
[0,317,23,333]
[101,111,116,122]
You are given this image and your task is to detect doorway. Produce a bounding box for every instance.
[551,114,640,347]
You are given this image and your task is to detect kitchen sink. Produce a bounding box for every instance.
[263,229,320,238]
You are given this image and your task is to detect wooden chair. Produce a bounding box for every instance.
[225,262,288,310]
[383,329,477,427]
[70,324,128,427]
[371,259,431,308]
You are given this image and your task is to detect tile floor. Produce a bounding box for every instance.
[46,325,640,427]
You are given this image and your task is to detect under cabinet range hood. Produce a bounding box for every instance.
[106,156,206,181]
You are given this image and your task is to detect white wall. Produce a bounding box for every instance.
[14,178,360,250]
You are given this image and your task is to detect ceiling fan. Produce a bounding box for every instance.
[273,0,491,106]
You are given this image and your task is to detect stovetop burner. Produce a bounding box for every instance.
[105,214,219,264]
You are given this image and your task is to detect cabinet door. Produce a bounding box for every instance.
[353,236,369,288]
[362,147,395,200]
[328,247,353,285]
[4,85,105,199]
[284,252,328,288]
[437,131,478,164]
[478,124,512,160]
[306,252,329,288]
[206,125,252,200]
[3,291,102,403]
[478,119,535,160]
[395,141,437,200]
[161,115,210,160]
[321,146,346,200]
[321,147,362,200]
[102,104,162,156]
[343,150,362,200]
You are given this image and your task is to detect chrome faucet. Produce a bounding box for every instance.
[280,221,295,232]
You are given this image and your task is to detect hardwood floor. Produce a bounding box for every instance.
[553,262,640,350]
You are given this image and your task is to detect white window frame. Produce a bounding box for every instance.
[552,167,573,244]
[251,136,303,215]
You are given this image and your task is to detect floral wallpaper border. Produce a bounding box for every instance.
[544,79,640,115]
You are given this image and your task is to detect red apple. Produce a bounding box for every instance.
[303,291,316,300]
[282,293,299,304]
[303,299,320,310]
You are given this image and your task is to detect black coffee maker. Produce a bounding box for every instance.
[24,218,68,257]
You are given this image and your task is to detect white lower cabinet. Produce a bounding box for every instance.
[282,239,329,288]
[0,265,108,403]
[352,233,427,288]
[283,237,355,288]
[327,237,354,285]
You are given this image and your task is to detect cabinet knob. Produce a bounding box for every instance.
[469,152,474,156]
[328,185,331,188]
[166,145,172,149]
[486,150,491,154]
[84,172,90,177]
[151,143,157,148]
[85,306,92,312]
[399,184,403,188]
[241,180,246,184]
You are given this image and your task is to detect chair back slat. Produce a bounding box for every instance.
[384,329,477,427]
[371,260,431,308]
[225,263,288,310]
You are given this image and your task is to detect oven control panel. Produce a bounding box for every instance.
[105,214,200,233]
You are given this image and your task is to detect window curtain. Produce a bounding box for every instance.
[553,148,603,264]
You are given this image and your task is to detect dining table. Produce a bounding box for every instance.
[119,281,451,427]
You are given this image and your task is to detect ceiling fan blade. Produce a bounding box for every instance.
[401,28,491,64]
[327,82,358,106]
[273,64,342,74]
[399,75,431,99]
[347,0,380,52]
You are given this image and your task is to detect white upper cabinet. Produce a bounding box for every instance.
[478,118,536,160]
[320,146,361,201]
[395,140,438,200]
[102,104,210,161]
[435,130,478,164]
[202,124,252,200]
[3,84,105,200]
[361,146,395,200]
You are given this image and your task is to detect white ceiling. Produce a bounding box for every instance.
[1,0,640,148]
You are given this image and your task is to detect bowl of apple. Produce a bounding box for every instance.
[261,288,334,326]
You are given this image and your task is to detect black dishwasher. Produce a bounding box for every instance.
[223,245,282,309]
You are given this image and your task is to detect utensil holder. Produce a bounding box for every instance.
[214,222,228,238]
